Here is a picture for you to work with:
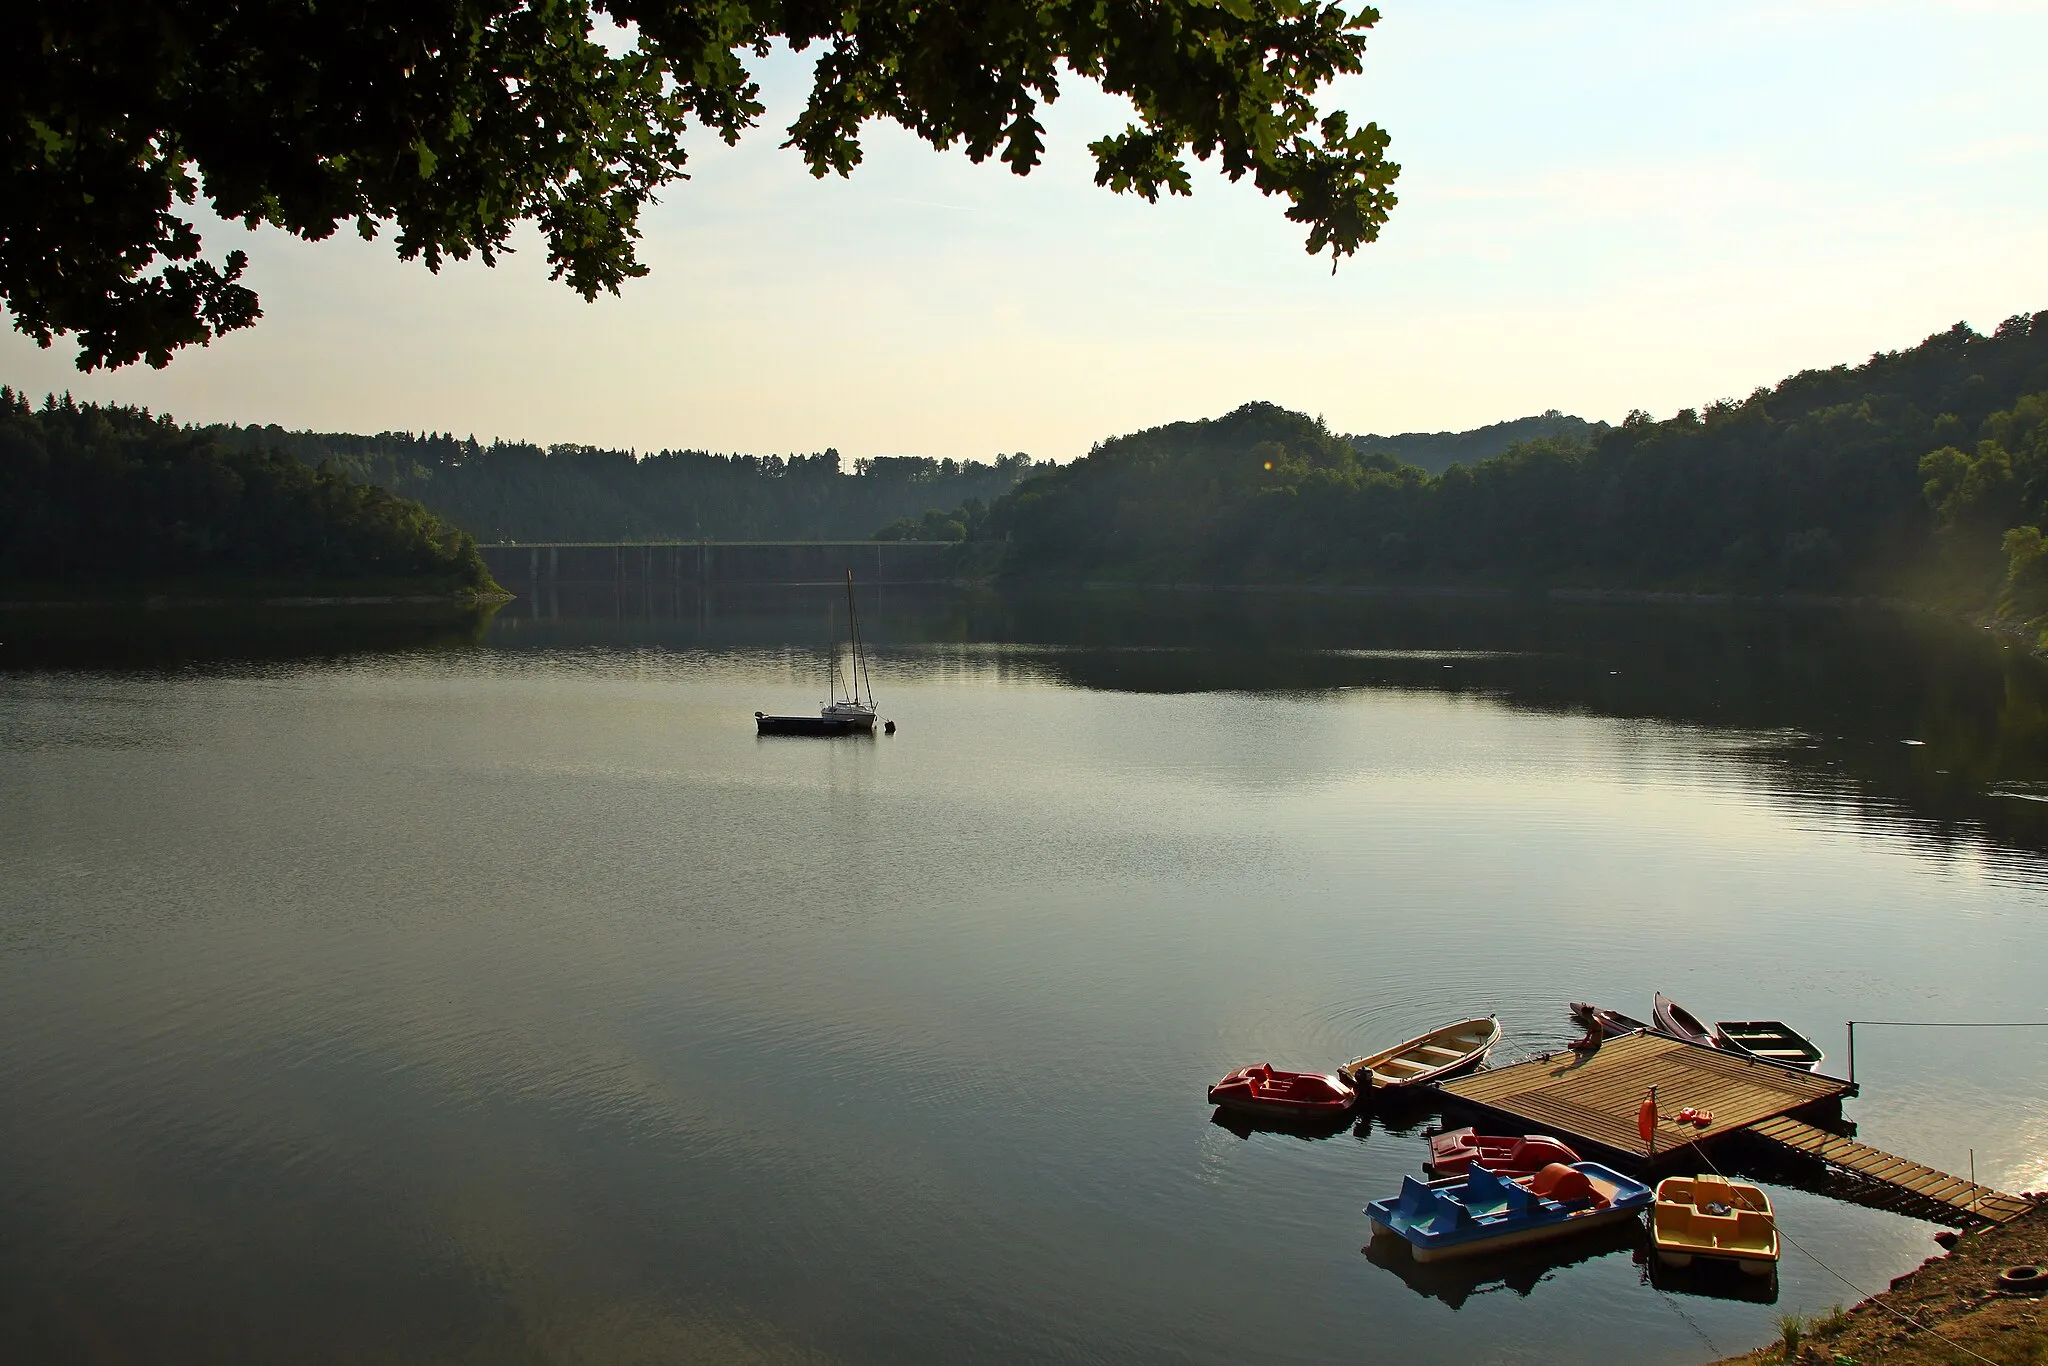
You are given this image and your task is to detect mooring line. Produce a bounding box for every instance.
[1691,1146,2004,1366]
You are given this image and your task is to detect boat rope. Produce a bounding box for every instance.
[1848,1020,2048,1027]
[1691,1147,2005,1366]
[1647,1281,1721,1358]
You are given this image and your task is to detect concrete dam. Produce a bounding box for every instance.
[479,541,958,590]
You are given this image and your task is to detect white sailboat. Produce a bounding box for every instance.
[821,570,877,733]
[755,570,880,735]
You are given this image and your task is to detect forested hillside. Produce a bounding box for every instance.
[1,391,493,593]
[982,314,2048,626]
[207,426,1044,543]
[1347,411,1606,474]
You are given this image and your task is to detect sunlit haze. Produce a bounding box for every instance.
[6,0,2046,461]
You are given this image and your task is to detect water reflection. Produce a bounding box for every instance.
[1207,1107,1360,1143]
[493,585,2048,861]
[2,582,2037,1364]
[12,585,2047,859]
[1640,1247,1782,1306]
[1365,1220,1649,1310]
[0,600,499,672]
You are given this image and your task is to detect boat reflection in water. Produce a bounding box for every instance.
[1636,1244,1782,1305]
[1206,1104,1360,1143]
[1364,1218,1645,1311]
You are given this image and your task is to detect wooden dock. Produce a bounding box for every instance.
[1432,1032,2036,1227]
[1748,1116,2036,1226]
[1435,1032,1853,1154]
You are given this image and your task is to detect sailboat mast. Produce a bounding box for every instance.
[846,570,874,707]
[826,600,846,704]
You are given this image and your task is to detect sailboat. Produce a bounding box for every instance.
[755,571,880,736]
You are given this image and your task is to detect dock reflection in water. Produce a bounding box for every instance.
[2,586,2045,1365]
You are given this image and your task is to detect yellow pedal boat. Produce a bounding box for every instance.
[1651,1175,1780,1274]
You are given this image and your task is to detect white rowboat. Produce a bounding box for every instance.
[1342,1016,1501,1090]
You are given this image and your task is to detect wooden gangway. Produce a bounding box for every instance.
[1747,1115,2036,1226]
[1434,1031,1854,1154]
[1431,1032,2035,1227]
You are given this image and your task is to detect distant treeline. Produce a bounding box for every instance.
[206,425,1047,543]
[1347,411,1606,474]
[1,390,492,593]
[970,313,2048,628]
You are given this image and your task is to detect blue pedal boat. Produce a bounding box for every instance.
[1366,1161,1653,1263]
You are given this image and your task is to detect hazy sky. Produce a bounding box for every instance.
[6,1,2047,462]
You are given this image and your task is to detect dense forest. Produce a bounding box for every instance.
[0,390,493,593]
[1347,411,1606,474]
[975,312,2048,631]
[207,426,1045,543]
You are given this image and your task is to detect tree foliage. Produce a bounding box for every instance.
[5,0,1398,370]
[975,313,2048,596]
[1921,390,2048,621]
[1348,411,1608,475]
[0,388,493,590]
[207,425,1044,541]
[873,501,981,541]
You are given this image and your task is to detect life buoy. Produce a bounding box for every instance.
[1638,1097,1657,1146]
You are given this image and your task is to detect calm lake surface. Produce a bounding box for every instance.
[4,587,2047,1365]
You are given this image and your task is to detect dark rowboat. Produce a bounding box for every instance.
[1714,1020,1826,1071]
[1569,1002,1649,1039]
[1653,993,1719,1048]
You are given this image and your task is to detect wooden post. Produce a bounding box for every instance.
[1846,1021,1855,1084]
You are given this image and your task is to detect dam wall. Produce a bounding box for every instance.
[480,541,957,589]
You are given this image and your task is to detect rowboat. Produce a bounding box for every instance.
[1367,1161,1653,1263]
[1713,1020,1825,1071]
[1426,1127,1582,1178]
[1206,1063,1357,1120]
[1568,1001,1649,1039]
[1651,1175,1780,1274]
[1342,1016,1500,1090]
[1653,993,1718,1048]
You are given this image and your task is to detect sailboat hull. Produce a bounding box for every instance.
[755,714,870,736]
[751,570,882,736]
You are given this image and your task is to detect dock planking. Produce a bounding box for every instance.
[1433,1032,2034,1226]
[1433,1031,1853,1156]
[1748,1116,2036,1226]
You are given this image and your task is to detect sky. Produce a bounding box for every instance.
[6,0,2048,463]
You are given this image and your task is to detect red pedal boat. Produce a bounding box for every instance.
[1426,1127,1582,1178]
[1207,1063,1357,1119]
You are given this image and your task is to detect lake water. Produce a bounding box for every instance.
[4,588,2047,1365]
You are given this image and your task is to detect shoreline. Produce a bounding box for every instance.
[1710,1206,2047,1364]
[0,589,513,610]
[1060,578,1915,610]
[1013,577,2048,662]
